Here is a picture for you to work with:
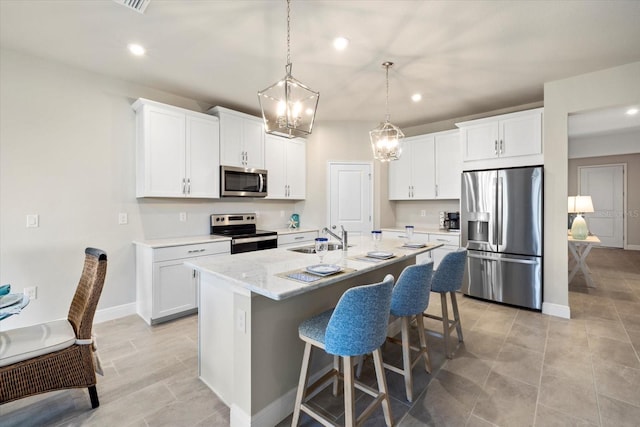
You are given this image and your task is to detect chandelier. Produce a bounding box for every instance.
[369,61,404,161]
[258,0,319,138]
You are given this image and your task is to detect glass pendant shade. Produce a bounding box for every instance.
[370,118,404,161]
[258,0,319,138]
[370,61,404,161]
[259,64,319,138]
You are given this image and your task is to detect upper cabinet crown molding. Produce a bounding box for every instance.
[389,129,461,200]
[207,106,265,170]
[133,98,220,199]
[456,107,543,170]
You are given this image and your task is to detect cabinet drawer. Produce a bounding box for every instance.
[428,233,460,246]
[278,231,318,247]
[153,241,230,262]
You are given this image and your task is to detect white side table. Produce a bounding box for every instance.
[568,235,601,288]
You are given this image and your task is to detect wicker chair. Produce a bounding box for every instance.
[0,247,107,409]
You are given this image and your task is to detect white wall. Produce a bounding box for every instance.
[302,120,393,229]
[543,61,640,317]
[0,48,305,330]
[569,128,640,159]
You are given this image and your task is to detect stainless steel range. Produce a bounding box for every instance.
[210,213,277,254]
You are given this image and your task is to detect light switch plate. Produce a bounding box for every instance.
[26,214,39,228]
[118,213,128,225]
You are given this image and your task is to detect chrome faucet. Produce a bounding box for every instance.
[322,226,348,251]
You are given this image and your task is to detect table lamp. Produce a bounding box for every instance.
[568,195,594,240]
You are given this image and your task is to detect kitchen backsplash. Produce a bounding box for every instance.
[137,199,306,239]
[393,199,461,229]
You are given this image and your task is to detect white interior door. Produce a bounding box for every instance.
[328,163,372,237]
[579,164,624,248]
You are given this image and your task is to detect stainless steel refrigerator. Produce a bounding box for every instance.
[461,166,543,310]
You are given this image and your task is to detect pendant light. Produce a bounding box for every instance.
[370,61,404,161]
[258,0,319,138]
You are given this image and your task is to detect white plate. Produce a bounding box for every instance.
[0,293,22,309]
[366,251,395,259]
[403,243,426,248]
[306,264,343,276]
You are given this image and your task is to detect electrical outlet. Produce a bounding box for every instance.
[179,212,187,222]
[420,210,426,217]
[26,214,39,228]
[118,212,128,225]
[237,309,246,333]
[24,286,37,300]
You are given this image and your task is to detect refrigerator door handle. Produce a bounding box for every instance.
[467,253,539,265]
[497,176,503,247]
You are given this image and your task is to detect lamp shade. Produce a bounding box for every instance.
[574,195,594,213]
[569,195,594,240]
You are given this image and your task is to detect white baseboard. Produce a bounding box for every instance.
[625,244,640,251]
[542,302,570,319]
[93,302,137,324]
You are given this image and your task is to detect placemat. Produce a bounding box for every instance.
[349,254,397,263]
[278,267,356,284]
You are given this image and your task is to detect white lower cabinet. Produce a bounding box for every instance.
[278,230,318,247]
[428,233,461,269]
[135,240,230,325]
[381,229,460,269]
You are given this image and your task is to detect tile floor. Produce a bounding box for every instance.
[1,247,639,426]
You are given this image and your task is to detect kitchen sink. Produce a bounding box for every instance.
[287,243,346,254]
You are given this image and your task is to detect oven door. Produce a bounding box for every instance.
[221,165,268,197]
[231,235,278,254]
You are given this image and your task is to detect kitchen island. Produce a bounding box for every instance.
[187,236,442,427]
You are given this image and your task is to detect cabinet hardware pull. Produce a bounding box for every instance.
[294,236,304,240]
[187,248,206,253]
[187,178,191,194]
[499,139,504,154]
[494,140,498,155]
[182,178,186,194]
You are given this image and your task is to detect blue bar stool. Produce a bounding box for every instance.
[292,275,394,427]
[422,249,468,358]
[384,261,434,402]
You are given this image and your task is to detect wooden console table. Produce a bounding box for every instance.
[568,235,601,288]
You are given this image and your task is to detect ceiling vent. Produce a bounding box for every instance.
[113,0,150,14]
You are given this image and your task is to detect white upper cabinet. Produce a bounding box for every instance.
[389,130,460,200]
[264,135,306,199]
[389,135,435,200]
[208,106,265,169]
[457,108,543,170]
[434,130,462,199]
[133,98,220,198]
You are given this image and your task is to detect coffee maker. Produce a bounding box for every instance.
[440,211,460,231]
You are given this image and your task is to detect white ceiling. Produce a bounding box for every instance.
[1,0,640,130]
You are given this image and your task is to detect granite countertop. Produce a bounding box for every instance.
[133,228,319,248]
[271,227,319,235]
[186,235,442,300]
[133,235,231,248]
[382,227,460,236]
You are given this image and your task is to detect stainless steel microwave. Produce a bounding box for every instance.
[220,165,268,197]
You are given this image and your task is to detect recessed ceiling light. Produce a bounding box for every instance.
[333,37,349,51]
[411,93,422,102]
[626,107,639,115]
[128,43,146,56]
